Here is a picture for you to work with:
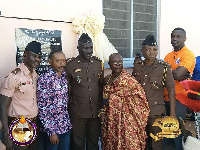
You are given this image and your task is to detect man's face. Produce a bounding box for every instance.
[171,30,186,49]
[49,52,66,73]
[109,54,123,74]
[23,51,42,69]
[142,45,158,61]
[78,42,93,60]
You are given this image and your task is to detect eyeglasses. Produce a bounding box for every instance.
[110,61,123,65]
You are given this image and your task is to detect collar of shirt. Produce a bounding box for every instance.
[20,63,38,79]
[77,55,94,63]
[142,58,159,67]
[48,67,66,79]
[173,45,187,54]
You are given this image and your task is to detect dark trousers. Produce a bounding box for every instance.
[70,117,100,150]
[8,116,40,150]
[146,117,163,150]
[163,100,187,150]
[43,130,71,150]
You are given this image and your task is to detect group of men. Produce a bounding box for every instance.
[0,27,196,150]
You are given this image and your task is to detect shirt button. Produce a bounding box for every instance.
[143,83,145,85]
[90,97,92,100]
[89,89,91,91]
[88,79,90,81]
[145,74,147,77]
[155,102,157,104]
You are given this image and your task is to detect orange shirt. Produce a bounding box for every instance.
[164,46,196,101]
[0,63,38,118]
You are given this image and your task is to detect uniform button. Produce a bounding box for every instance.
[89,89,91,91]
[88,79,90,81]
[143,83,145,85]
[90,97,92,100]
[155,102,157,104]
[145,74,147,77]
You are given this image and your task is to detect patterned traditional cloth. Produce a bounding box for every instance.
[102,70,149,150]
[37,68,72,136]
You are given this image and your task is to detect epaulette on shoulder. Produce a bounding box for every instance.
[11,68,21,75]
[135,60,143,64]
[158,60,169,66]
[66,57,76,64]
[92,56,102,62]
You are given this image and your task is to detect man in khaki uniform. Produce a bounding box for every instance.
[65,33,104,150]
[132,35,176,150]
[0,41,42,150]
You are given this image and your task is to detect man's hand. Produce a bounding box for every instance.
[100,113,107,124]
[180,71,191,81]
[50,134,59,145]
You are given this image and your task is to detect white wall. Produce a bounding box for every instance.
[0,0,102,81]
[160,0,200,59]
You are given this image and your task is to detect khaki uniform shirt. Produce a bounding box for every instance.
[0,63,38,118]
[65,56,104,118]
[132,59,175,117]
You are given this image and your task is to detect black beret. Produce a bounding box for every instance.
[78,33,92,43]
[142,35,157,46]
[25,41,42,55]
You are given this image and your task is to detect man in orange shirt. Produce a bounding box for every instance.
[164,27,196,150]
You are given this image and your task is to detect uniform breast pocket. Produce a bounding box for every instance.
[19,85,28,92]
[92,71,101,82]
[150,77,163,90]
[73,72,83,84]
[18,80,33,92]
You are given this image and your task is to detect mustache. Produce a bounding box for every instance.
[58,66,65,69]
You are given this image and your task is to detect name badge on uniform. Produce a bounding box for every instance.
[19,82,26,86]
[76,76,81,83]
[75,69,81,72]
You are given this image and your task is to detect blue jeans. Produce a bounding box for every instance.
[43,130,71,150]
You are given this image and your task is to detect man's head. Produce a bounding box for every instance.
[141,35,158,61]
[171,27,186,51]
[23,41,42,69]
[48,51,66,74]
[108,53,123,74]
[77,33,93,61]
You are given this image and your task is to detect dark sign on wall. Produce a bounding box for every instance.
[15,28,62,75]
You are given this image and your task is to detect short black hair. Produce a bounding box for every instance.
[78,33,92,43]
[173,27,186,38]
[109,53,122,62]
[49,50,63,60]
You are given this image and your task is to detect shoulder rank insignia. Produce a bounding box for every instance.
[11,68,21,75]
[135,60,143,64]
[93,56,102,62]
[158,60,168,66]
[66,57,76,63]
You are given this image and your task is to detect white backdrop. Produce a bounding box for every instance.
[160,0,200,59]
[0,0,102,81]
